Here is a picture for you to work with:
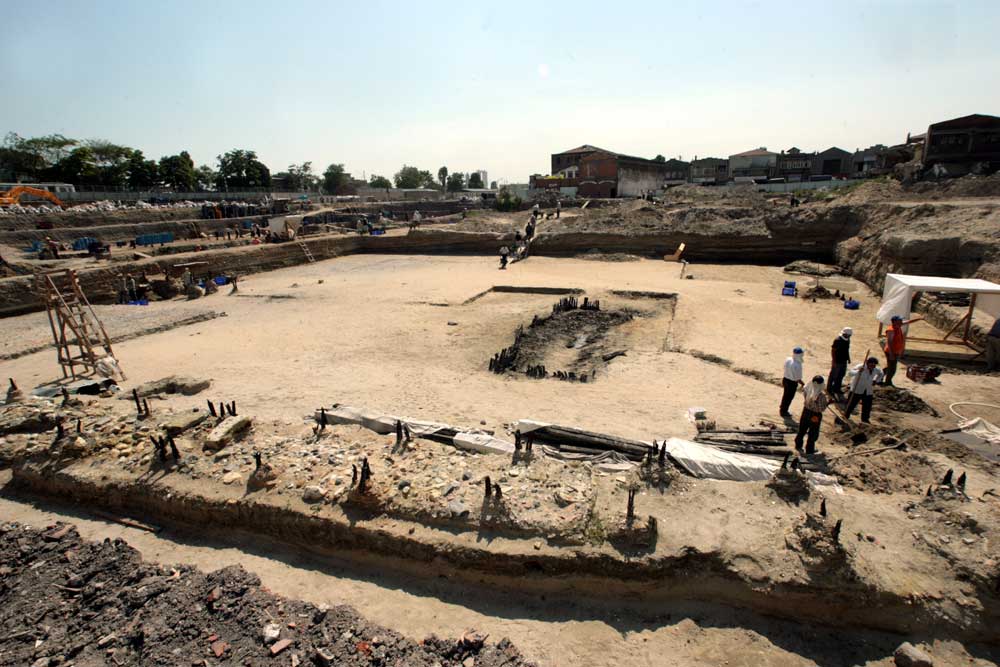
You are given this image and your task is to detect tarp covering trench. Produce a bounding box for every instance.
[315,408,839,486]
[876,273,1000,326]
[313,405,514,455]
[663,437,841,489]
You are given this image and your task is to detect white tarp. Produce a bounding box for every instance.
[958,417,1000,446]
[662,437,841,489]
[663,437,780,482]
[877,273,1000,326]
[268,215,304,238]
[313,405,514,454]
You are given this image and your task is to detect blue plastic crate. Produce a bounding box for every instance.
[781,287,797,297]
[844,299,860,310]
[783,280,796,289]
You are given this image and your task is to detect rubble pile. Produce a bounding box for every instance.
[2,396,608,542]
[784,511,854,580]
[0,200,202,217]
[0,522,535,667]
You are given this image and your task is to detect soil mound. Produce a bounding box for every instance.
[784,260,840,277]
[907,173,1000,198]
[832,450,940,494]
[0,521,535,667]
[875,386,939,416]
[802,284,839,299]
[577,249,642,262]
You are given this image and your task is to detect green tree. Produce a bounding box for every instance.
[84,140,135,187]
[394,165,435,189]
[446,172,466,192]
[322,163,350,194]
[287,162,318,191]
[438,166,448,189]
[159,151,197,191]
[215,149,271,190]
[57,147,102,185]
[490,180,498,189]
[654,154,666,162]
[195,165,217,192]
[468,172,484,188]
[0,133,78,181]
[127,150,159,189]
[369,174,392,189]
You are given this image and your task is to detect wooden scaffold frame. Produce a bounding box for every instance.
[35,269,125,381]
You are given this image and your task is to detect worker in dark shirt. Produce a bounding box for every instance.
[827,327,852,397]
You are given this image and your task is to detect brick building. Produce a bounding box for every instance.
[545,145,671,197]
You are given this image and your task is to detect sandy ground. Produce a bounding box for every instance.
[0,302,224,359]
[4,254,1000,666]
[3,479,995,667]
[3,254,998,442]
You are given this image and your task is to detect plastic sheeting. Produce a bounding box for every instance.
[958,417,1000,446]
[876,273,1000,326]
[313,405,514,455]
[662,437,841,489]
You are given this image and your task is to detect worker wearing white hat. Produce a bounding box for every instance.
[780,347,805,417]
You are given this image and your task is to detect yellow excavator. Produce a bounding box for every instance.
[0,185,67,209]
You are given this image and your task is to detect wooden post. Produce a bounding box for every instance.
[963,293,977,343]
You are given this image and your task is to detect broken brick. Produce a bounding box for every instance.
[270,638,292,656]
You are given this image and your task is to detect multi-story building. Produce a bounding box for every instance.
[689,157,729,184]
[923,114,1000,174]
[728,148,778,180]
[661,159,690,184]
[777,147,814,182]
[550,144,611,177]
[540,145,672,197]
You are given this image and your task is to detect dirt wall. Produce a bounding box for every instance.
[13,463,991,641]
[0,216,256,246]
[0,206,204,230]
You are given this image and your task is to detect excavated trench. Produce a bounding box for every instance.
[7,462,988,643]
[2,198,996,320]
[488,295,674,382]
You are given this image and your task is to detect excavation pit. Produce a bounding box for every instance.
[487,294,675,382]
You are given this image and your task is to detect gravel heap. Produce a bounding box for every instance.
[0,521,536,666]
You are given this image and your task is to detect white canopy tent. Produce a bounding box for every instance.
[876,273,1000,353]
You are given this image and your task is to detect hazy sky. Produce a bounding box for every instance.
[2,0,998,184]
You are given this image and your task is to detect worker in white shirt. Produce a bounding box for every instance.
[846,357,884,424]
[779,347,805,417]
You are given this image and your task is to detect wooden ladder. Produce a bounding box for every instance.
[297,239,316,263]
[35,269,125,380]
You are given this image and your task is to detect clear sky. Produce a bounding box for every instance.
[2,0,998,184]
